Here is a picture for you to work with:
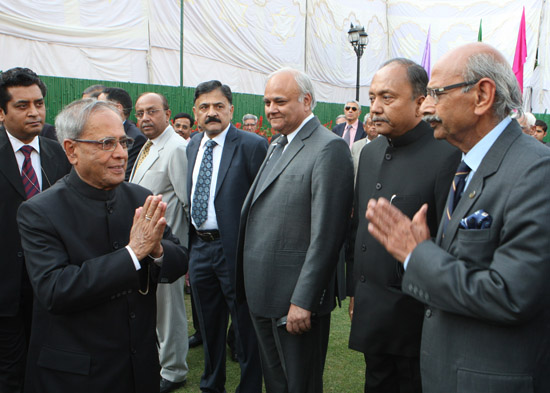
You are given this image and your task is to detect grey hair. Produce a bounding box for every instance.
[524,112,536,126]
[55,99,122,147]
[336,114,346,121]
[364,113,372,122]
[267,67,317,110]
[345,100,360,107]
[242,113,258,123]
[462,53,523,120]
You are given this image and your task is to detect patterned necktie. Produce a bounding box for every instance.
[192,139,217,228]
[343,125,352,147]
[20,145,40,199]
[134,140,153,171]
[256,135,288,190]
[442,160,471,232]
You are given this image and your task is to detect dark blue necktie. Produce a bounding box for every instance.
[442,160,471,233]
[20,145,40,199]
[192,139,217,228]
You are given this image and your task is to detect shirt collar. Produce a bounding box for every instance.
[199,123,230,149]
[346,119,359,130]
[286,113,314,146]
[463,117,511,172]
[6,128,40,154]
[149,124,174,145]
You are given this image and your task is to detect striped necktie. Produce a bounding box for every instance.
[442,160,471,233]
[20,145,40,199]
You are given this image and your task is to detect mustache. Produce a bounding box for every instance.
[205,117,221,124]
[423,114,442,123]
[371,116,389,124]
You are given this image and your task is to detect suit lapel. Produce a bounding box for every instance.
[0,128,26,198]
[187,136,201,202]
[438,122,521,249]
[215,125,237,197]
[252,117,318,202]
[355,122,365,141]
[38,137,58,191]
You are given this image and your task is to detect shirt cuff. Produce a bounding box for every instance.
[149,253,163,267]
[404,253,411,270]
[126,246,142,271]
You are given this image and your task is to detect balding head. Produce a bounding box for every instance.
[421,43,522,153]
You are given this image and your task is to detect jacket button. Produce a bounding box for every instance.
[129,312,136,319]
[17,251,23,258]
[385,153,392,160]
[131,348,137,354]
[360,275,366,282]
[425,308,432,318]
[361,244,367,252]
[108,207,114,214]
[113,241,119,249]
[375,183,382,190]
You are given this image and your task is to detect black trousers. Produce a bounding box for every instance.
[189,234,261,393]
[0,283,32,393]
[363,353,422,393]
[250,311,331,393]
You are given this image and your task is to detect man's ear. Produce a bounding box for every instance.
[415,95,425,117]
[473,78,496,116]
[63,139,78,165]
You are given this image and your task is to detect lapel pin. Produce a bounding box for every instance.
[469,191,476,198]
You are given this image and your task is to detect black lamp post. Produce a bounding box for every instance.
[348,23,369,101]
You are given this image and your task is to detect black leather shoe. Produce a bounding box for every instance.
[160,377,186,393]
[188,334,203,348]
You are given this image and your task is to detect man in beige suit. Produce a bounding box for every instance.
[130,92,189,393]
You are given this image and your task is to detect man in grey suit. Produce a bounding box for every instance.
[367,43,550,393]
[130,92,189,393]
[237,68,354,392]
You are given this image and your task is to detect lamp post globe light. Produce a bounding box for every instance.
[348,23,369,101]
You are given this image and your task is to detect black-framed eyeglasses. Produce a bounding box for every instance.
[426,80,480,104]
[345,106,358,111]
[72,137,134,151]
[135,108,163,119]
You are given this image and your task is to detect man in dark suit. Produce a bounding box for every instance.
[18,99,188,393]
[0,67,71,393]
[187,80,267,393]
[367,43,550,393]
[331,100,367,148]
[349,58,460,393]
[98,87,146,180]
[237,68,354,392]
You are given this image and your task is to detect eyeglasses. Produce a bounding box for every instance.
[135,108,163,119]
[73,137,134,151]
[426,80,480,104]
[345,106,358,112]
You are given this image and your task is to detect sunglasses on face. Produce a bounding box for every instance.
[345,106,358,112]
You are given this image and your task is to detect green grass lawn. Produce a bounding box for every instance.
[175,296,364,392]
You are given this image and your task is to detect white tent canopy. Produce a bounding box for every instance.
[0,0,548,112]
